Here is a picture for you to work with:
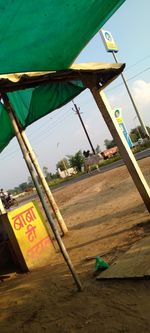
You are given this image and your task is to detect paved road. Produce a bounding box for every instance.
[19,148,150,204]
[99,147,150,174]
[52,148,150,190]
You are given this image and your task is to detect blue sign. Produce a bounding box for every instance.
[114,108,133,148]
[119,123,133,148]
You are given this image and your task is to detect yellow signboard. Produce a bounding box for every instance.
[114,108,123,124]
[100,29,118,52]
[7,201,54,270]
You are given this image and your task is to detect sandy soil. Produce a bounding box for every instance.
[0,157,150,333]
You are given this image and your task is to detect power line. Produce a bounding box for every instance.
[125,54,150,73]
[32,111,73,147]
[0,107,73,159]
[106,67,150,92]
[27,107,72,140]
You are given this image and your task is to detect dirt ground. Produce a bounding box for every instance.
[0,157,150,333]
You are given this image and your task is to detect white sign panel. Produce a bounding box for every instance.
[100,29,118,52]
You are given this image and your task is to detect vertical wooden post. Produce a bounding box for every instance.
[2,93,82,291]
[20,130,68,235]
[90,87,150,212]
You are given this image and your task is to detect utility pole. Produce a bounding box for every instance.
[100,29,150,139]
[112,52,150,139]
[72,101,96,154]
[133,116,142,139]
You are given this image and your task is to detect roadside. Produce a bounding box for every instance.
[16,147,150,206]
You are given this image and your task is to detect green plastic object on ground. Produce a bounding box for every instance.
[95,256,110,272]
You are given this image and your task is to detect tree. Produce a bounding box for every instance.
[12,187,20,195]
[104,139,116,149]
[43,166,51,182]
[67,150,84,172]
[56,158,69,171]
[130,126,150,142]
[43,166,49,177]
[27,176,33,187]
[19,182,28,192]
[95,144,101,154]
[49,172,58,179]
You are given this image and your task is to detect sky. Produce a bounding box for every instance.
[1,0,150,189]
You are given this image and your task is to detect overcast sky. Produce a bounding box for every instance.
[1,0,150,189]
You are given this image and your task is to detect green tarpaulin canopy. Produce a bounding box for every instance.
[0,0,125,152]
[0,0,125,74]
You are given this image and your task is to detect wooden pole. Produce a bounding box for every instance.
[19,129,68,236]
[2,93,82,291]
[89,87,150,213]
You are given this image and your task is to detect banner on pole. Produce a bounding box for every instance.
[100,29,118,52]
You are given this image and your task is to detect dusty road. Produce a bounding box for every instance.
[0,157,150,333]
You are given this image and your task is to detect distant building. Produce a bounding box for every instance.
[57,167,77,179]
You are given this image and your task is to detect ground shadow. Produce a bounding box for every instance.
[70,203,147,230]
[67,218,150,251]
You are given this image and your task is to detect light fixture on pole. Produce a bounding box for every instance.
[57,142,68,175]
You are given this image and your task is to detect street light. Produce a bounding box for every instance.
[57,142,68,175]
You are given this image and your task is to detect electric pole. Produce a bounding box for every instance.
[72,101,96,154]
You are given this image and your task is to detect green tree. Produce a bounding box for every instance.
[56,158,69,171]
[11,187,20,195]
[19,182,28,192]
[130,126,150,142]
[27,176,33,187]
[43,166,49,177]
[95,144,101,154]
[104,139,116,149]
[49,172,58,179]
[67,150,84,172]
[43,166,52,182]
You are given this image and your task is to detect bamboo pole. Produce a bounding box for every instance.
[19,129,68,235]
[89,87,150,213]
[2,93,82,291]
